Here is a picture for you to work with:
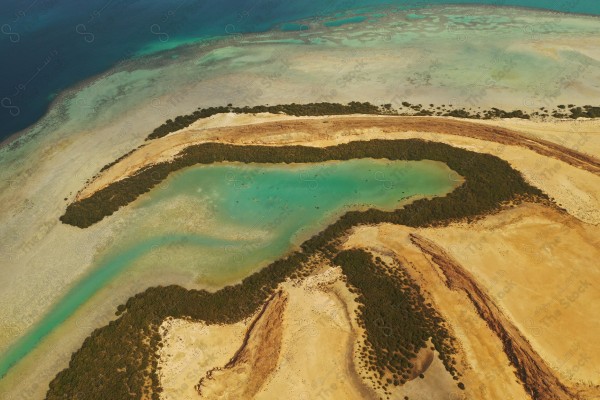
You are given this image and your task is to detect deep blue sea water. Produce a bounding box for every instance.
[0,0,599,140]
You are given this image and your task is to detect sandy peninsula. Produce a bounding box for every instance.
[77,114,600,225]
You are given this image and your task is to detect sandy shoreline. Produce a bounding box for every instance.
[77,115,600,202]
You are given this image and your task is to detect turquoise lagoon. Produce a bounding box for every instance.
[130,159,460,284]
[0,158,460,378]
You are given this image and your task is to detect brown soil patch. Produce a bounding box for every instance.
[196,290,287,398]
[410,233,575,400]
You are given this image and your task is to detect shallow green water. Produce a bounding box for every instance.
[324,16,368,27]
[280,22,310,31]
[131,159,459,281]
[0,158,458,378]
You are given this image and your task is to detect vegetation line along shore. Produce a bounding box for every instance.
[47,134,550,399]
[145,101,600,141]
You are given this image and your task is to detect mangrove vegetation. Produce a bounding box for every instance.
[49,134,548,399]
[61,139,544,228]
[334,249,463,394]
